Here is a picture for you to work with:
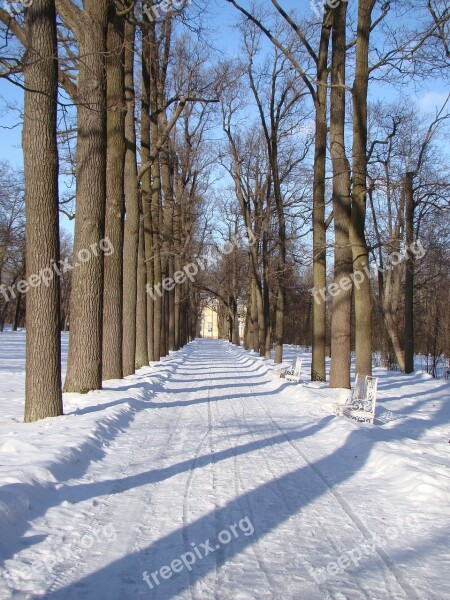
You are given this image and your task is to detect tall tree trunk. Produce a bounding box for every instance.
[262,229,271,357]
[13,291,21,331]
[329,0,352,389]
[250,274,259,351]
[350,0,375,378]
[102,1,125,381]
[141,26,154,362]
[379,243,406,372]
[232,239,240,346]
[274,280,285,363]
[64,0,108,393]
[243,309,250,349]
[135,213,149,368]
[311,13,331,382]
[122,20,139,376]
[160,122,175,351]
[180,294,187,347]
[149,21,162,360]
[404,170,415,373]
[173,173,182,350]
[245,216,265,356]
[0,301,8,332]
[255,276,266,357]
[23,0,63,421]
[272,141,286,365]
[151,158,162,360]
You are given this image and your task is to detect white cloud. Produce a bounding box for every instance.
[418,90,449,111]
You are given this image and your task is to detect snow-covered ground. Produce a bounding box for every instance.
[0,332,449,599]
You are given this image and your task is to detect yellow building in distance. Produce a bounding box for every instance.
[200,301,245,340]
[201,304,220,339]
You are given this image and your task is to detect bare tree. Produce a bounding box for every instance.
[226,0,332,379]
[0,162,25,331]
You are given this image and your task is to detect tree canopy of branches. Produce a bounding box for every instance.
[0,0,448,421]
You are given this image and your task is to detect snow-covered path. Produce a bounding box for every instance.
[1,338,449,599]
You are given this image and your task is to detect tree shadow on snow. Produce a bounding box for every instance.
[40,395,449,599]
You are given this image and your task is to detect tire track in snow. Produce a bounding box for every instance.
[206,381,229,600]
[180,352,225,600]
[37,365,187,598]
[116,400,186,595]
[234,348,419,600]
[221,350,358,599]
[221,402,283,597]
[41,428,154,597]
[236,376,373,600]
[228,397,331,593]
[181,352,260,600]
[7,341,421,599]
[211,349,277,598]
[181,418,211,600]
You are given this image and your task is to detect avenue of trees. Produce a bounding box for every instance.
[0,0,448,422]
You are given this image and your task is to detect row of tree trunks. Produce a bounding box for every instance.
[226,1,381,386]
[61,2,199,403]
[136,7,200,365]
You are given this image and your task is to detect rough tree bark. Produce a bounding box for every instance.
[149,17,163,361]
[329,0,352,389]
[404,170,415,373]
[349,0,375,378]
[135,212,149,368]
[141,21,154,362]
[273,150,286,365]
[250,275,259,351]
[122,19,139,376]
[102,0,126,380]
[23,0,63,422]
[64,0,108,393]
[173,164,182,350]
[160,118,176,351]
[311,11,331,382]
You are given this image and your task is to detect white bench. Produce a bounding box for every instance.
[333,374,378,424]
[275,357,302,383]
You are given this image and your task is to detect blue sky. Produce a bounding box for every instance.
[0,0,448,170]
